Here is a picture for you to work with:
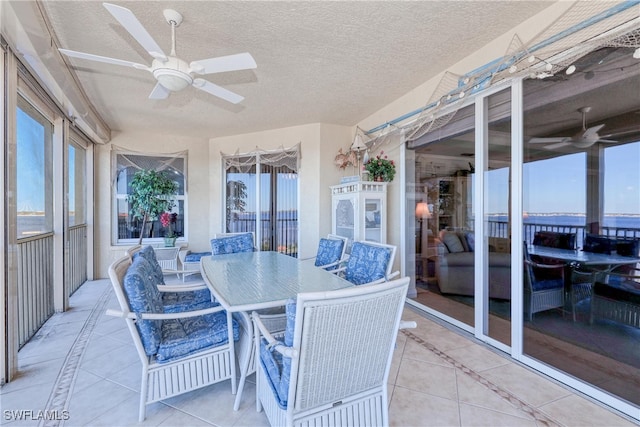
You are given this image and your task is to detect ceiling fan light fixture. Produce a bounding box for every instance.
[154,69,193,91]
[565,65,576,75]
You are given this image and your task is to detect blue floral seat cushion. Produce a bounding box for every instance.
[184,252,212,263]
[344,242,391,285]
[259,298,296,409]
[156,311,239,363]
[210,233,255,255]
[314,238,344,270]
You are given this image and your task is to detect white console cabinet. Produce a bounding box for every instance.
[330,181,388,245]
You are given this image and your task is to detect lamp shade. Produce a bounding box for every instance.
[415,201,431,219]
[351,128,368,152]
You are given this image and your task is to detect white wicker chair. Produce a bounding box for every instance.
[252,277,413,427]
[523,243,565,321]
[107,255,250,421]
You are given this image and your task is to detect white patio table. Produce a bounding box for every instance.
[200,251,353,410]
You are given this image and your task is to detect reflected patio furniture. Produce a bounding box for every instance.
[106,255,245,421]
[331,241,399,286]
[252,277,414,427]
[300,234,348,271]
[524,244,565,321]
[590,266,640,329]
[533,231,577,250]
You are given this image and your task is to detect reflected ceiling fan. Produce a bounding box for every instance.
[528,107,617,149]
[58,3,256,104]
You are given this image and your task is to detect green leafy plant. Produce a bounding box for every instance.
[128,169,179,244]
[364,151,396,182]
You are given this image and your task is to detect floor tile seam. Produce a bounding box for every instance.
[400,329,563,427]
[38,285,112,427]
[527,332,640,387]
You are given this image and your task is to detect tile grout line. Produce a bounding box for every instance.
[400,329,562,427]
[39,285,112,427]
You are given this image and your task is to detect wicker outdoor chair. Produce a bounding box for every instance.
[252,277,414,427]
[524,243,565,321]
[590,266,640,328]
[331,240,399,285]
[107,255,250,421]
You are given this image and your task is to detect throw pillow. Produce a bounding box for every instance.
[441,231,465,253]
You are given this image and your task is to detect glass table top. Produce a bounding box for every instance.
[200,251,353,311]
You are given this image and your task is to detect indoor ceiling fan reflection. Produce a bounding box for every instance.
[528,106,617,149]
[58,3,256,104]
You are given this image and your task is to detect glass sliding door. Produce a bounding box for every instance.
[66,133,88,296]
[522,47,640,408]
[224,149,299,255]
[408,104,476,329]
[485,89,512,346]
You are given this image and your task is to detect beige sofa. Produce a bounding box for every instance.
[434,230,512,300]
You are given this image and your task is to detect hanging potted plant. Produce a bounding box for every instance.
[128,169,179,245]
[364,151,396,182]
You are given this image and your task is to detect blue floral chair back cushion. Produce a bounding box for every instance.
[123,256,164,356]
[259,298,296,409]
[344,242,391,285]
[133,245,165,286]
[314,238,344,270]
[210,233,255,255]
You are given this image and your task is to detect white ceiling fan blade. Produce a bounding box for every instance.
[189,53,257,75]
[103,3,167,61]
[193,79,244,104]
[59,48,149,70]
[583,124,605,138]
[148,82,170,100]
[544,142,571,150]
[597,139,617,143]
[528,137,569,144]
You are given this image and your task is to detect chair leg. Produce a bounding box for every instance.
[139,371,148,422]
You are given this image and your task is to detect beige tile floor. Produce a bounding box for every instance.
[1,276,637,427]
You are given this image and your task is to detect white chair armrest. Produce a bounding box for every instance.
[252,312,298,358]
[399,320,417,330]
[387,271,400,280]
[157,283,208,292]
[106,305,225,321]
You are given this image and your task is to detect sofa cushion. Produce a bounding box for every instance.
[465,232,475,252]
[210,233,254,255]
[156,311,239,363]
[441,231,465,253]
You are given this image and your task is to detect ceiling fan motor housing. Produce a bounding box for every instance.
[152,57,192,91]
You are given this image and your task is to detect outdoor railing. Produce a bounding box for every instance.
[67,224,88,297]
[227,217,298,257]
[17,233,54,349]
[487,220,640,249]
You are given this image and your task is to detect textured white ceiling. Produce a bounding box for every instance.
[40,1,553,140]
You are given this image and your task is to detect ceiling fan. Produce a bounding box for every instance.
[58,3,256,104]
[528,107,617,149]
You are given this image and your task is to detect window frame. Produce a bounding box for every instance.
[113,151,187,245]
